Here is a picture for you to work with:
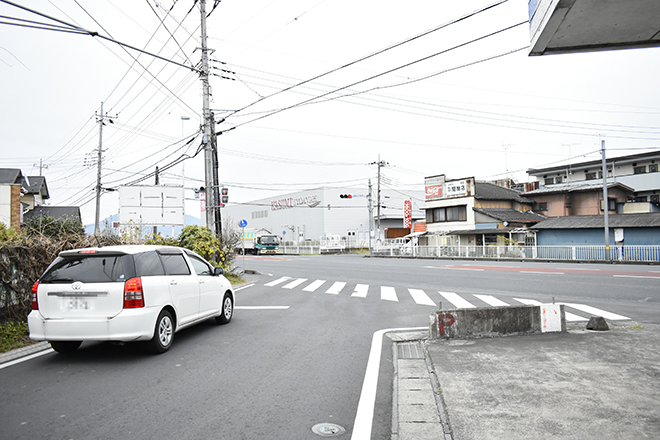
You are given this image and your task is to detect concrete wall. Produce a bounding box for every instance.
[429,304,566,339]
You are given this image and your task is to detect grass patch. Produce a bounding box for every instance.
[225,272,247,285]
[0,320,35,354]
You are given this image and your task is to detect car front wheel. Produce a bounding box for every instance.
[215,293,233,325]
[50,340,82,354]
[148,310,174,353]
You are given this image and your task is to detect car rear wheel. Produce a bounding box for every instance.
[215,293,233,325]
[50,340,82,354]
[148,310,174,353]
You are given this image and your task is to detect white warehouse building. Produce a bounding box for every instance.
[222,186,424,246]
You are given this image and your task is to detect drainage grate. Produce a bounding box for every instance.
[397,341,424,359]
[312,423,346,437]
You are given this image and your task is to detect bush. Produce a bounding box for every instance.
[178,225,234,272]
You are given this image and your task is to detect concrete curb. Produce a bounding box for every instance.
[0,341,51,366]
[390,332,452,440]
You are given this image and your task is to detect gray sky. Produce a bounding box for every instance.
[1,0,659,225]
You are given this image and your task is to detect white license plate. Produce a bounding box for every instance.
[61,298,93,311]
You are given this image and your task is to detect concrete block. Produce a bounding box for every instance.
[429,304,566,339]
[398,422,444,440]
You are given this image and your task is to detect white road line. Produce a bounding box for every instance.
[303,280,326,292]
[438,291,476,308]
[0,348,54,370]
[352,284,369,298]
[235,306,290,310]
[381,286,398,302]
[513,298,588,322]
[561,303,631,321]
[264,277,291,287]
[325,281,346,295]
[233,283,255,291]
[613,275,660,279]
[282,278,308,289]
[473,294,509,307]
[408,289,437,306]
[351,327,427,440]
[520,271,565,275]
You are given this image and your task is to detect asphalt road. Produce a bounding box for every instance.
[1,255,657,440]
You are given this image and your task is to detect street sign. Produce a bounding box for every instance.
[239,219,247,228]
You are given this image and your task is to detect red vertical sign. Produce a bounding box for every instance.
[403,200,412,229]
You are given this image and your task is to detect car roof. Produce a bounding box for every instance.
[59,245,185,257]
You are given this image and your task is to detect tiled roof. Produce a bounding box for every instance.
[525,181,634,196]
[473,208,546,224]
[531,212,660,229]
[23,206,81,223]
[0,168,23,185]
[475,182,534,204]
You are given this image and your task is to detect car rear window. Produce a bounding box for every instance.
[40,254,136,283]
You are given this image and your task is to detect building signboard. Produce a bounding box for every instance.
[403,200,412,229]
[446,179,469,198]
[425,175,446,200]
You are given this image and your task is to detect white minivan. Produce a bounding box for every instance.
[28,245,234,354]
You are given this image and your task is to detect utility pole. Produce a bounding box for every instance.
[370,156,388,242]
[368,179,374,250]
[199,0,216,234]
[34,158,48,176]
[93,102,116,235]
[601,140,610,260]
[153,166,159,236]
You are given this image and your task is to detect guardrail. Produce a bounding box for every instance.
[370,244,660,262]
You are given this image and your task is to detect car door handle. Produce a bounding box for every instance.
[170,281,177,286]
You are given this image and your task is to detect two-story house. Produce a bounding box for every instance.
[422,175,545,247]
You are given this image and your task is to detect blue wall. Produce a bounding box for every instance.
[537,228,660,245]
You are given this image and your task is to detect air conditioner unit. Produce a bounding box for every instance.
[651,195,659,203]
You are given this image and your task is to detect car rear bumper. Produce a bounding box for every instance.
[28,307,161,342]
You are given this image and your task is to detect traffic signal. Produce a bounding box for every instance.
[221,187,228,204]
[339,194,352,199]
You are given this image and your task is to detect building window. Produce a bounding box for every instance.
[649,164,658,173]
[544,178,554,185]
[533,202,548,211]
[633,196,648,202]
[426,205,467,223]
[600,198,617,211]
[634,165,647,174]
[585,172,597,180]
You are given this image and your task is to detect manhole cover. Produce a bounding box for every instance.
[311,423,346,437]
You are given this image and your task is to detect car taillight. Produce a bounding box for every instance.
[123,277,145,308]
[31,281,39,310]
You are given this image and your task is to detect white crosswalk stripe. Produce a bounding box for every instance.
[282,278,308,289]
[352,284,369,298]
[513,298,588,322]
[325,281,346,295]
[264,277,291,287]
[560,303,630,321]
[381,286,398,302]
[261,277,631,320]
[473,294,509,307]
[439,291,477,308]
[408,289,437,306]
[303,280,326,292]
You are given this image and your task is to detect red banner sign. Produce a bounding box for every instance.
[403,200,412,229]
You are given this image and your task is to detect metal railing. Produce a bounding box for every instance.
[370,244,660,262]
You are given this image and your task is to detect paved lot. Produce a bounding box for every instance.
[423,322,660,440]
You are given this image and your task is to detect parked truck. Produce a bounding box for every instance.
[240,228,280,255]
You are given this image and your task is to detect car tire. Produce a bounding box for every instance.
[50,340,82,354]
[148,310,174,354]
[215,293,233,325]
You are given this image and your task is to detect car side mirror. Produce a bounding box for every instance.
[214,267,224,276]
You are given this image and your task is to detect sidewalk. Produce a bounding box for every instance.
[391,322,660,440]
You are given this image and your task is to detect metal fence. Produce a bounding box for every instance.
[369,244,660,262]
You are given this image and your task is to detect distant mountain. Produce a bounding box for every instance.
[85,214,201,237]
